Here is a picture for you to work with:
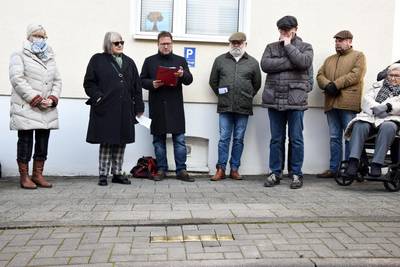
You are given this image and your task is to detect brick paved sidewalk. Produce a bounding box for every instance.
[0,175,399,266]
[0,175,399,227]
[1,222,400,266]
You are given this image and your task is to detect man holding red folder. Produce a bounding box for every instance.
[140,31,194,182]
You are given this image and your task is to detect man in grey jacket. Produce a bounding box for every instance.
[261,15,313,189]
[209,32,261,181]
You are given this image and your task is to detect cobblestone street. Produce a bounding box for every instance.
[0,175,399,266]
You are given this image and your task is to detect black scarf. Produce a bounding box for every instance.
[375,79,400,103]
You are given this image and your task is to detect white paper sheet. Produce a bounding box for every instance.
[136,115,152,129]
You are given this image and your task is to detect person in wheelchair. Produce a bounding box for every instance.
[344,63,400,177]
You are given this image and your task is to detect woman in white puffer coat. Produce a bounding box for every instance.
[9,24,62,189]
[344,63,400,178]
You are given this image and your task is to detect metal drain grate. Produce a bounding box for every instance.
[150,234,234,243]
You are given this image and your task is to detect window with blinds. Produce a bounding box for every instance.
[186,0,239,36]
[135,0,248,42]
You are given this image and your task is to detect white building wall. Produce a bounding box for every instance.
[0,96,329,176]
[393,0,400,61]
[0,0,398,176]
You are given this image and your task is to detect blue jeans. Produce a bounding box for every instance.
[217,113,249,171]
[153,133,187,173]
[268,109,304,176]
[326,109,356,172]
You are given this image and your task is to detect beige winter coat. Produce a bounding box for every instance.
[9,41,62,130]
[344,82,400,139]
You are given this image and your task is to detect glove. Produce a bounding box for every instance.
[371,104,388,116]
[376,112,389,119]
[375,103,392,118]
[324,82,340,96]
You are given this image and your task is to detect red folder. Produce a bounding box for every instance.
[156,66,178,87]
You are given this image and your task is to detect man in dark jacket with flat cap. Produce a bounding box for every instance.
[209,32,261,181]
[261,15,313,189]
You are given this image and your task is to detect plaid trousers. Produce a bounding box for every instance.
[99,144,126,176]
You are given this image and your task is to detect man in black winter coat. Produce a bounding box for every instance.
[261,15,313,190]
[140,31,194,182]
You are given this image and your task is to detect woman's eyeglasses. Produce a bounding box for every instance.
[31,34,47,39]
[112,41,125,46]
[388,74,400,80]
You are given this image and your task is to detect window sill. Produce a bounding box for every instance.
[133,33,229,44]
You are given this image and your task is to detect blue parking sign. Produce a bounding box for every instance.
[184,47,196,68]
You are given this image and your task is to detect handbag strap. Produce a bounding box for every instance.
[110,61,124,79]
[109,61,131,96]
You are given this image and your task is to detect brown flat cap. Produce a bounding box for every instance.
[334,30,353,39]
[229,32,246,42]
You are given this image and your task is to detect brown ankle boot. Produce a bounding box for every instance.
[230,170,242,180]
[18,161,37,189]
[32,160,52,188]
[211,167,226,181]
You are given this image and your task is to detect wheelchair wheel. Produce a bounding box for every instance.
[383,168,400,192]
[334,162,354,186]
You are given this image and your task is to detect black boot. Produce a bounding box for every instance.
[98,175,108,186]
[112,174,131,184]
[370,163,382,177]
[345,158,359,177]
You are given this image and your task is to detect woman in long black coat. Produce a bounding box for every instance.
[84,32,144,186]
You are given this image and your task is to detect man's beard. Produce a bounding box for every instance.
[230,47,244,58]
[336,45,350,54]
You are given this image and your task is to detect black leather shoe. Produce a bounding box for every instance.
[98,175,108,186]
[345,158,359,177]
[112,174,131,185]
[369,163,382,177]
[177,170,195,182]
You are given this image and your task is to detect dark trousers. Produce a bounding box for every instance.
[17,129,50,163]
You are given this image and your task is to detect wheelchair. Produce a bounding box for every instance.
[335,137,400,192]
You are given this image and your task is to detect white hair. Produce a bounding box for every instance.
[388,63,400,72]
[26,23,46,39]
[103,32,123,54]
